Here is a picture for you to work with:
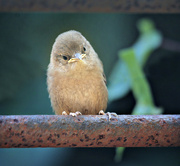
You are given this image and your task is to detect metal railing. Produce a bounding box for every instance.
[0,0,180,13]
[0,115,179,148]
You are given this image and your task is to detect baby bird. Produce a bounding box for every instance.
[47,30,108,116]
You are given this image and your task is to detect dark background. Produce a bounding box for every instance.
[0,13,180,166]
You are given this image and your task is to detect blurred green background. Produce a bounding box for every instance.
[0,13,180,166]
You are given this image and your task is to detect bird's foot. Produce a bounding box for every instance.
[62,111,82,116]
[99,110,118,121]
[62,111,68,115]
[69,111,82,117]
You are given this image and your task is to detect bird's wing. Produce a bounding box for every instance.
[99,60,107,85]
[103,72,107,85]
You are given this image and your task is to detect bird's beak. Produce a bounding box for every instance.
[68,53,86,63]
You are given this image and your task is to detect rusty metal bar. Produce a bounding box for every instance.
[0,0,180,13]
[0,115,179,148]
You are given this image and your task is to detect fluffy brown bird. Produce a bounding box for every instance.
[47,30,108,116]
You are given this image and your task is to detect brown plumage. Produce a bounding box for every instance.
[47,30,108,115]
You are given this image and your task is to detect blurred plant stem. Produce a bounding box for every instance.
[112,18,163,163]
[120,49,162,115]
[114,49,162,163]
[108,18,162,102]
[114,146,125,162]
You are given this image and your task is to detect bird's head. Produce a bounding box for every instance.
[50,30,101,72]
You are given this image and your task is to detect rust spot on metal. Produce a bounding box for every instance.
[117,137,122,141]
[124,137,127,142]
[155,140,158,143]
[84,134,90,141]
[71,144,77,147]
[97,142,102,145]
[0,115,180,148]
[52,139,56,143]
[22,138,26,142]
[138,118,146,122]
[14,119,19,123]
[99,135,105,139]
[167,140,170,143]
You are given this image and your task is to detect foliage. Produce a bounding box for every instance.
[107,18,163,162]
[108,19,162,103]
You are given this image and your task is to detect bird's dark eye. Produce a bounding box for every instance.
[83,47,86,52]
[62,56,68,60]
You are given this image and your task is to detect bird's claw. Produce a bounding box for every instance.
[106,112,118,121]
[62,111,68,115]
[99,110,105,115]
[62,111,82,116]
[70,111,82,117]
[99,110,117,121]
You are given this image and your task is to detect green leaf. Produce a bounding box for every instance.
[120,48,163,114]
[132,103,163,115]
[108,18,162,102]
